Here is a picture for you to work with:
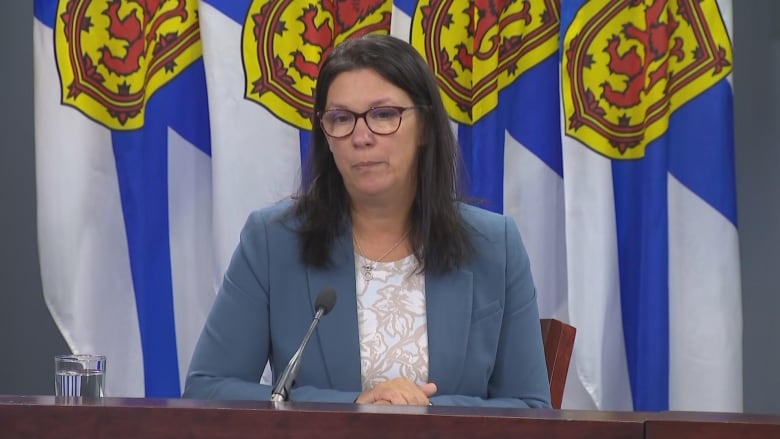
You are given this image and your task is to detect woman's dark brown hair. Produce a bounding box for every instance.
[293,34,471,274]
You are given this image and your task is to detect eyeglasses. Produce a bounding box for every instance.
[318,106,421,138]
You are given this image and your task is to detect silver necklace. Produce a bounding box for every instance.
[353,231,409,281]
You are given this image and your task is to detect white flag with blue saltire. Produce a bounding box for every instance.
[559,0,741,410]
[34,0,219,397]
[36,0,741,410]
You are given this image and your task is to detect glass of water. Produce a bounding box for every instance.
[54,354,106,398]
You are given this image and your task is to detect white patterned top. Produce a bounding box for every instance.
[355,252,429,391]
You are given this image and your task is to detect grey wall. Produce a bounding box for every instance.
[734,0,780,415]
[0,1,69,395]
[2,1,779,413]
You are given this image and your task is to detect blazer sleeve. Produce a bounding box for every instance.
[182,210,275,400]
[489,215,551,406]
[429,215,552,408]
[182,210,362,403]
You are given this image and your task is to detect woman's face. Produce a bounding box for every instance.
[323,68,422,205]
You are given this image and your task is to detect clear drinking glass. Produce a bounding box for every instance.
[54,354,106,398]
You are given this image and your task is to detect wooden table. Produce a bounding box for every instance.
[0,395,646,439]
[4,395,780,439]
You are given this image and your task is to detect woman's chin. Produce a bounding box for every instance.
[350,183,398,200]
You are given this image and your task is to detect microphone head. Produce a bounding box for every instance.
[315,288,337,315]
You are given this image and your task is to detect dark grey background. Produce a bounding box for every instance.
[2,1,778,413]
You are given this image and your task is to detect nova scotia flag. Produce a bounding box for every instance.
[559,0,741,410]
[34,0,217,397]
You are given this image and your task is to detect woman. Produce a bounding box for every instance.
[183,34,551,408]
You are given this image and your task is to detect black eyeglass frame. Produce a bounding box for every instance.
[317,105,424,139]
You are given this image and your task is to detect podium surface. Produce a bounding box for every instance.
[2,395,779,439]
[0,395,644,439]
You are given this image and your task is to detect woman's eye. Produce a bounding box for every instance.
[371,108,398,120]
[329,112,352,124]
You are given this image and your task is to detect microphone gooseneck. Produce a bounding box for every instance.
[270,288,337,402]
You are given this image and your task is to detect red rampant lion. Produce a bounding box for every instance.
[100,0,189,76]
[454,0,531,71]
[601,0,682,108]
[292,0,390,80]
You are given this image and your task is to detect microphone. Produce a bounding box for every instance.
[270,288,337,402]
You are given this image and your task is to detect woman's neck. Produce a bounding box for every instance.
[350,197,413,261]
[350,202,410,237]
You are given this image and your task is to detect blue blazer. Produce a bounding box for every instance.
[183,201,551,408]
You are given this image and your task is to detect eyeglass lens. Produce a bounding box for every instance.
[320,107,408,138]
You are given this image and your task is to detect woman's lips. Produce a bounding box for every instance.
[354,161,382,168]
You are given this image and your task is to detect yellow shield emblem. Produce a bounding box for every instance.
[55,0,202,130]
[562,0,733,159]
[242,0,392,131]
[410,0,560,125]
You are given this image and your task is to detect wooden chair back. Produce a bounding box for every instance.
[540,318,576,409]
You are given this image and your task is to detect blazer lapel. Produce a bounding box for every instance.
[304,224,475,393]
[425,268,473,392]
[306,229,363,392]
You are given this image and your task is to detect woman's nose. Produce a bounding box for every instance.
[350,116,374,146]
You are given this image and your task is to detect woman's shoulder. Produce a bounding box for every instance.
[457,202,510,230]
[244,198,299,232]
[456,202,525,251]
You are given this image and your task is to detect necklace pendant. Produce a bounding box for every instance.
[362,264,374,280]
